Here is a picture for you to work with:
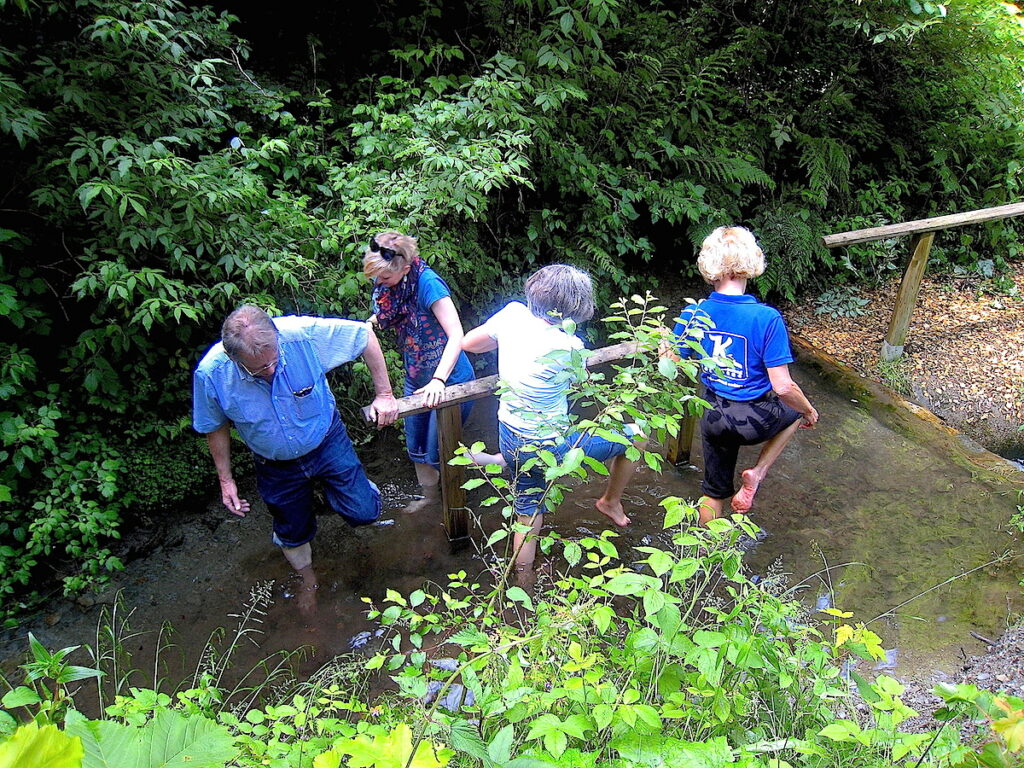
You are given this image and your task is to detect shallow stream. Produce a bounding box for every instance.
[3,345,1022,704]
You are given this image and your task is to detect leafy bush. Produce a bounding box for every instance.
[2,0,1024,611]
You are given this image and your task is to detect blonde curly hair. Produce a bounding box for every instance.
[697,226,765,284]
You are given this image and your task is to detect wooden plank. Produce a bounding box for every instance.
[664,412,698,466]
[822,201,1024,248]
[360,340,640,421]
[437,404,468,543]
[360,339,642,545]
[881,231,935,361]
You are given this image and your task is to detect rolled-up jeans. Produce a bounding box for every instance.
[498,421,631,518]
[403,379,474,470]
[253,411,381,548]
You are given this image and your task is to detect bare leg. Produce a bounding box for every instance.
[731,419,802,512]
[281,542,312,571]
[403,462,440,514]
[698,496,725,526]
[295,564,319,617]
[469,450,507,468]
[595,441,645,527]
[512,512,543,570]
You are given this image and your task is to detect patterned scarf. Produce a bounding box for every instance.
[372,256,427,348]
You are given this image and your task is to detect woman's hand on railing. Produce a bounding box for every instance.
[415,378,447,409]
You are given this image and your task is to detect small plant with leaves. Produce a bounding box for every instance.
[0,633,103,726]
[814,286,872,318]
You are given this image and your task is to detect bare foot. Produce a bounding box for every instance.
[731,469,761,512]
[296,583,318,617]
[403,486,439,514]
[595,498,631,527]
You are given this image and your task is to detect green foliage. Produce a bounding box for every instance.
[0,721,82,768]
[1,0,1023,614]
[65,708,236,768]
[1,633,103,726]
[814,286,871,319]
[117,432,214,514]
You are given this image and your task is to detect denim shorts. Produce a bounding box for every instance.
[403,380,474,469]
[700,389,801,499]
[253,411,381,548]
[498,421,631,518]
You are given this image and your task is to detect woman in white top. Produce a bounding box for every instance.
[462,265,642,572]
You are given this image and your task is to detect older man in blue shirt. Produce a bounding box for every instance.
[193,305,398,581]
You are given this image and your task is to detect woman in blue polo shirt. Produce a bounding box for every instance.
[364,231,477,512]
[673,226,819,525]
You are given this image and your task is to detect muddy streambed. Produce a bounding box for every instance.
[2,346,1023,708]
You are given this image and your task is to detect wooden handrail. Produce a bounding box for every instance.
[822,202,1024,248]
[821,201,1024,361]
[360,340,640,421]
[359,338,695,547]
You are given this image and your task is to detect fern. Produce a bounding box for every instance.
[751,206,827,301]
[678,148,775,189]
[796,133,851,206]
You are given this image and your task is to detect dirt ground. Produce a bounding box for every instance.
[896,625,1024,735]
[782,267,1024,457]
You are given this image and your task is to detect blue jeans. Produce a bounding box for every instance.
[498,422,630,518]
[403,379,474,469]
[253,411,381,548]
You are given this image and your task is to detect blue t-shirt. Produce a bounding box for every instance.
[393,267,473,389]
[192,316,368,459]
[672,292,793,401]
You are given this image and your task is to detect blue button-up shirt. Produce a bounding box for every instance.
[192,316,369,460]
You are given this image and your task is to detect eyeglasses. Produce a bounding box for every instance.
[369,237,400,262]
[238,356,278,378]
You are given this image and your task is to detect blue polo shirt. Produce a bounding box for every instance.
[192,316,369,459]
[673,292,793,401]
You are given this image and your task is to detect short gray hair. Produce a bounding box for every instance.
[221,305,279,359]
[525,264,595,323]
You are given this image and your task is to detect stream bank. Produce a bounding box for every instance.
[782,266,1024,457]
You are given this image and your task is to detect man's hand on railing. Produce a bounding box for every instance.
[367,392,398,427]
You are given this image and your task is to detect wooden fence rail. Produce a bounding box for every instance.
[362,340,695,544]
[821,202,1024,361]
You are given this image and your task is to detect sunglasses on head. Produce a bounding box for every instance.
[369,237,400,262]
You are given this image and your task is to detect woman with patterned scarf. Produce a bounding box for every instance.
[363,231,487,513]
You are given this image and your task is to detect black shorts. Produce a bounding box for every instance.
[700,389,802,499]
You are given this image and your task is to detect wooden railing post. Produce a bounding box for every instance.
[822,202,1024,363]
[436,404,468,544]
[665,413,698,466]
[881,231,934,362]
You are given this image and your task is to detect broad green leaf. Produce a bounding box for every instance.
[563,540,582,567]
[642,589,665,617]
[506,586,534,611]
[604,572,651,596]
[487,724,514,763]
[0,722,82,768]
[327,724,452,768]
[65,708,236,767]
[818,720,860,742]
[593,704,613,731]
[2,686,41,708]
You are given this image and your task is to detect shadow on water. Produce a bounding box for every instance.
[4,346,1023,706]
